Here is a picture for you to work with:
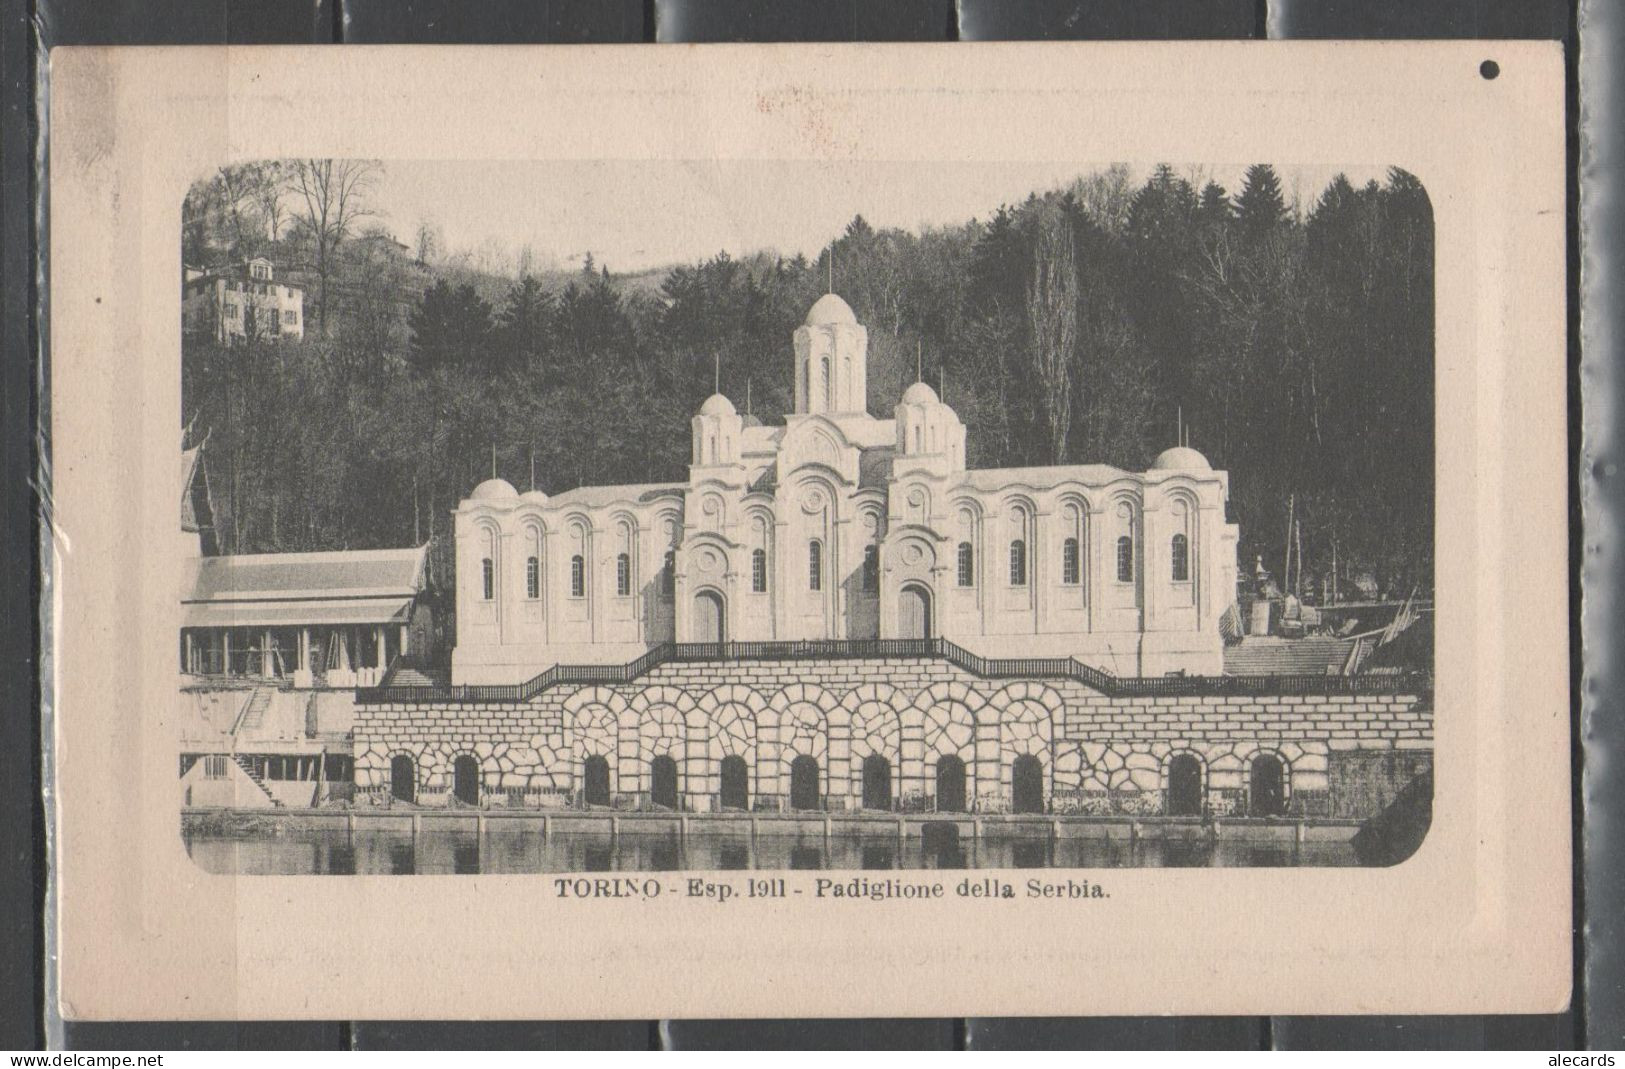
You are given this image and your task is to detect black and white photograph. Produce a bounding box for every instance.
[175,156,1435,875]
[48,43,1569,1020]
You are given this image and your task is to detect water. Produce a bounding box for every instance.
[183,825,1360,875]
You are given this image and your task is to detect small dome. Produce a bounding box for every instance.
[470,477,518,502]
[699,392,736,417]
[1151,446,1212,472]
[805,292,857,327]
[519,489,549,505]
[901,381,939,406]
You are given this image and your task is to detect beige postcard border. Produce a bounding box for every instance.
[48,41,1569,1019]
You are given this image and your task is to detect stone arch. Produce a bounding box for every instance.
[1243,747,1292,815]
[564,687,626,801]
[630,685,698,718]
[388,749,418,804]
[1163,748,1208,816]
[986,683,1060,811]
[987,682,1060,757]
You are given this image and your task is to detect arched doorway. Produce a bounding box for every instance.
[720,754,749,810]
[1249,753,1286,816]
[898,583,932,640]
[935,754,968,812]
[789,755,820,810]
[650,754,679,810]
[390,754,415,804]
[862,754,893,811]
[582,754,611,807]
[693,589,725,643]
[1167,753,1204,816]
[452,754,480,806]
[1011,754,1044,813]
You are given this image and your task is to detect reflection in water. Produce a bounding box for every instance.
[183,823,1363,875]
[1010,840,1049,869]
[388,843,415,876]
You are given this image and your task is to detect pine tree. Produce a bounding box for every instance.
[1234,164,1289,239]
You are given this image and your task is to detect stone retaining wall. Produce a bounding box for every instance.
[353,657,1430,819]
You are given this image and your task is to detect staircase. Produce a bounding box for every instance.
[231,754,283,807]
[1223,637,1357,677]
[390,666,450,688]
[238,686,273,732]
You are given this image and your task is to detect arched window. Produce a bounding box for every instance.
[862,545,879,593]
[808,539,823,591]
[957,541,974,587]
[1009,539,1027,586]
[481,558,494,601]
[1062,537,1080,585]
[570,554,585,598]
[525,556,539,599]
[821,356,832,408]
[616,553,631,596]
[751,548,767,593]
[1116,535,1134,583]
[1171,533,1190,582]
[661,549,676,599]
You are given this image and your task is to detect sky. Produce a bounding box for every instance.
[366,160,1397,276]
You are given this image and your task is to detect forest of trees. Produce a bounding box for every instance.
[182,160,1433,608]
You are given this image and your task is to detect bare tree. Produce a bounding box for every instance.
[288,159,381,335]
[248,161,288,242]
[1027,205,1079,463]
[1070,163,1135,236]
[414,217,442,265]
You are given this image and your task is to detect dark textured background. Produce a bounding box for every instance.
[5,0,1597,1050]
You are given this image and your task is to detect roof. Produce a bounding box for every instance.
[955,463,1136,493]
[1152,445,1212,472]
[805,292,857,326]
[901,381,940,405]
[182,596,416,629]
[183,545,428,604]
[545,482,687,509]
[470,477,518,502]
[699,393,736,417]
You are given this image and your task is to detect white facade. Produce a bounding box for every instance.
[182,257,305,344]
[453,294,1239,684]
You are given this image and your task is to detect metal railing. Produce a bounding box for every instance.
[357,635,1430,705]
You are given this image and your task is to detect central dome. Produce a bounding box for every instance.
[805,292,857,327]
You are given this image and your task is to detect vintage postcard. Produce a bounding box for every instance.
[48,42,1569,1018]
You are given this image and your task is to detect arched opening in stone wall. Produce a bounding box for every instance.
[789,755,820,811]
[1168,753,1204,817]
[862,754,893,811]
[650,754,680,810]
[1249,753,1286,817]
[720,754,749,811]
[898,583,932,640]
[693,589,725,644]
[390,754,415,804]
[452,754,480,807]
[582,754,611,807]
[1011,754,1044,814]
[935,754,967,812]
